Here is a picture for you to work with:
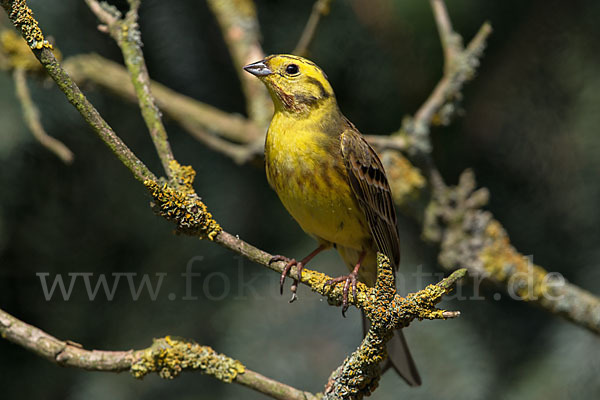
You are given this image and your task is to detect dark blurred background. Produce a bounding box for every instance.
[1,0,599,399]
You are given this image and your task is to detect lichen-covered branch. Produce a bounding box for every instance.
[206,0,272,129]
[423,170,600,334]
[293,0,333,57]
[13,67,74,163]
[0,308,317,400]
[0,307,137,371]
[1,0,156,183]
[85,0,176,180]
[324,256,464,400]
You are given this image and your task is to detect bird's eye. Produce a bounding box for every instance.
[285,64,299,75]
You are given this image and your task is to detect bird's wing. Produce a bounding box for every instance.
[340,124,401,268]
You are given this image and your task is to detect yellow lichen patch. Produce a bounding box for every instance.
[396,283,448,321]
[302,268,371,307]
[168,160,196,193]
[381,150,426,207]
[131,336,245,382]
[8,0,54,50]
[144,179,222,240]
[481,220,550,301]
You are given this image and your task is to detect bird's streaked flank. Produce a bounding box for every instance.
[244,54,421,387]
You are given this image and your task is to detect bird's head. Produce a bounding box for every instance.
[243,54,336,115]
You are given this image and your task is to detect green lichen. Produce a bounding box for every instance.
[7,0,54,50]
[131,336,245,382]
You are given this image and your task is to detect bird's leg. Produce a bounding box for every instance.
[269,244,327,302]
[324,251,366,317]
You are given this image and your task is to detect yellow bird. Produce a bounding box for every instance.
[244,54,420,386]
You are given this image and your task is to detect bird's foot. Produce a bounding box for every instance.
[269,255,304,302]
[324,271,359,317]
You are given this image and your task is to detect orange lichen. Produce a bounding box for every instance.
[8,0,54,50]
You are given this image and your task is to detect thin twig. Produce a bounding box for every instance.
[206,0,272,130]
[85,0,176,180]
[293,0,333,56]
[63,53,260,144]
[13,67,74,163]
[177,118,260,165]
[364,134,410,152]
[413,21,491,128]
[430,0,458,71]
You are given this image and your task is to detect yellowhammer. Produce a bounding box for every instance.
[244,54,421,386]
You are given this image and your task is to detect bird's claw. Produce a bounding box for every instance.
[324,272,358,317]
[269,255,304,298]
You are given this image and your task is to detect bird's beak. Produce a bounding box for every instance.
[243,60,272,77]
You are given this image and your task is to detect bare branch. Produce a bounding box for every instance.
[13,67,74,163]
[63,53,259,143]
[0,308,137,371]
[364,133,410,152]
[413,21,492,130]
[206,0,272,129]
[85,0,176,180]
[430,0,459,70]
[293,0,333,57]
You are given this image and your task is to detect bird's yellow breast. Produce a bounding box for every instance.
[264,112,371,249]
